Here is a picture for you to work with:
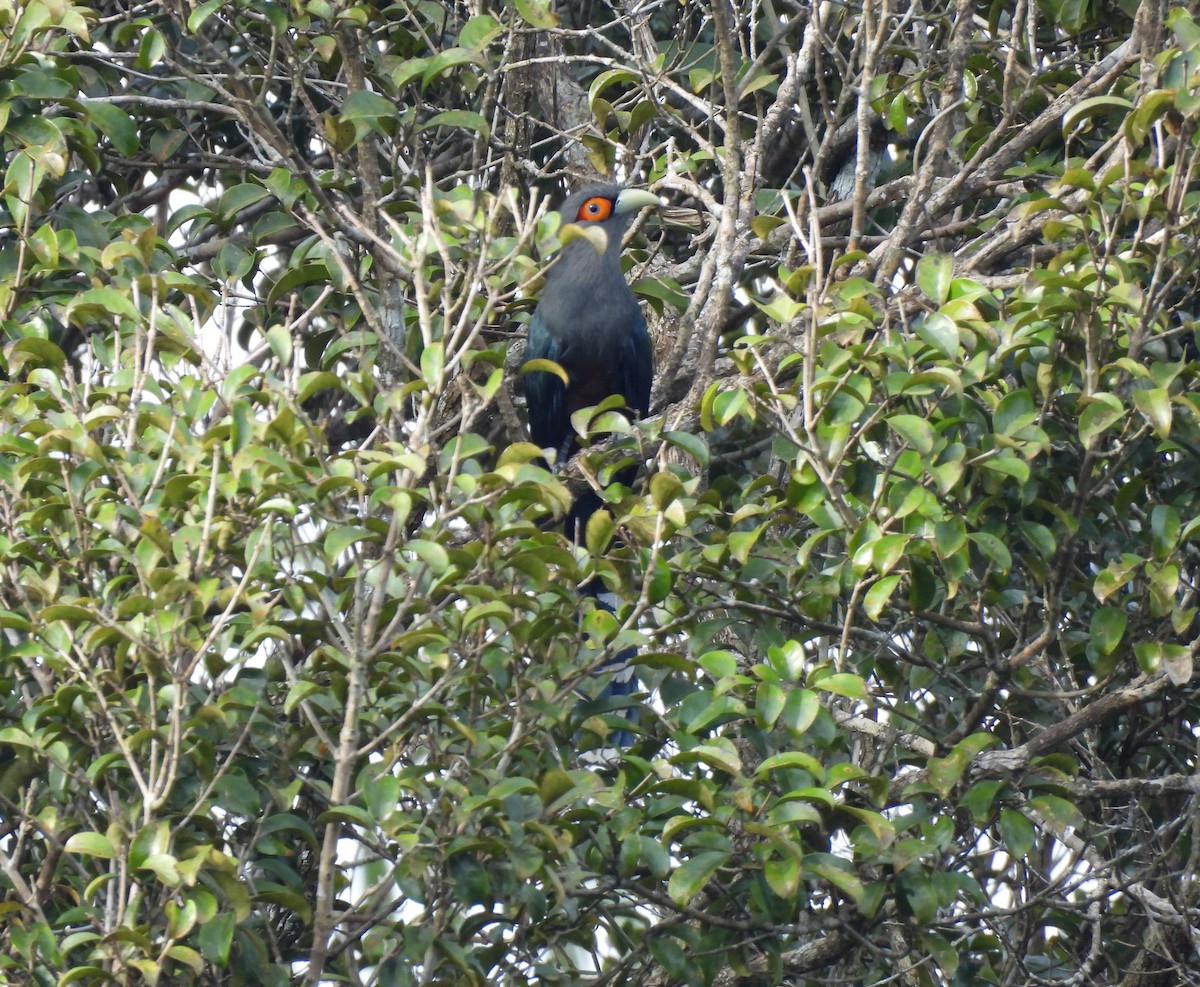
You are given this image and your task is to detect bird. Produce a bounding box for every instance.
[524,183,659,746]
[525,184,658,533]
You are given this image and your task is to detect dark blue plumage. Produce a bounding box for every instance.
[526,185,655,465]
[525,183,658,747]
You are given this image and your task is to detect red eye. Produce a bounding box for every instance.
[576,197,614,221]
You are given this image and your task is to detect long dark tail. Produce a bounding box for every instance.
[568,488,640,748]
[581,578,639,747]
[566,489,603,547]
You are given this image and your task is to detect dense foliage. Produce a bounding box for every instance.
[2,0,1200,984]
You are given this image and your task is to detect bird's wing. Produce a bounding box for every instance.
[621,308,654,418]
[524,311,567,452]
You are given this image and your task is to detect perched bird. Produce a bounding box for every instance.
[525,184,658,534]
[525,183,659,745]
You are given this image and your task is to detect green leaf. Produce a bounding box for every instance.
[1028,794,1083,833]
[1017,520,1055,561]
[1163,645,1193,686]
[213,242,254,282]
[674,741,743,776]
[979,454,1029,484]
[756,682,786,727]
[810,670,867,700]
[521,358,569,385]
[409,539,450,575]
[993,389,1035,437]
[65,832,116,859]
[187,0,225,31]
[998,807,1035,860]
[1126,89,1182,144]
[650,471,683,510]
[140,852,182,886]
[317,805,374,827]
[423,48,479,85]
[889,91,910,135]
[648,937,693,981]
[137,28,166,70]
[265,324,293,366]
[324,524,374,558]
[589,68,639,107]
[585,509,615,555]
[840,805,896,845]
[1134,641,1163,674]
[869,534,910,574]
[267,262,329,307]
[1089,606,1127,663]
[1151,504,1181,557]
[968,531,1012,571]
[740,71,781,103]
[65,289,143,333]
[757,292,804,324]
[916,253,953,304]
[778,689,820,735]
[460,14,502,50]
[1054,0,1088,32]
[421,110,490,139]
[668,850,728,906]
[863,574,901,620]
[699,650,738,678]
[752,214,786,240]
[806,853,865,905]
[8,337,66,371]
[961,779,1005,823]
[712,388,749,426]
[763,854,801,898]
[663,430,710,467]
[81,102,139,156]
[1078,393,1126,446]
[1059,167,1095,191]
[514,0,559,27]
[59,967,111,985]
[421,341,444,390]
[916,312,959,359]
[1132,387,1171,437]
[284,680,322,715]
[887,414,935,455]
[758,750,825,777]
[29,222,59,267]
[1062,95,1134,137]
[634,276,689,312]
[198,913,235,965]
[926,733,999,797]
[341,89,396,123]
[218,182,272,220]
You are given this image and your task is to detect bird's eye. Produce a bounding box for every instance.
[577,197,614,221]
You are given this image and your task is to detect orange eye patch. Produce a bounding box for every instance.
[576,196,614,221]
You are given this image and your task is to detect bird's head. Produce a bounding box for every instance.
[556,184,660,257]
